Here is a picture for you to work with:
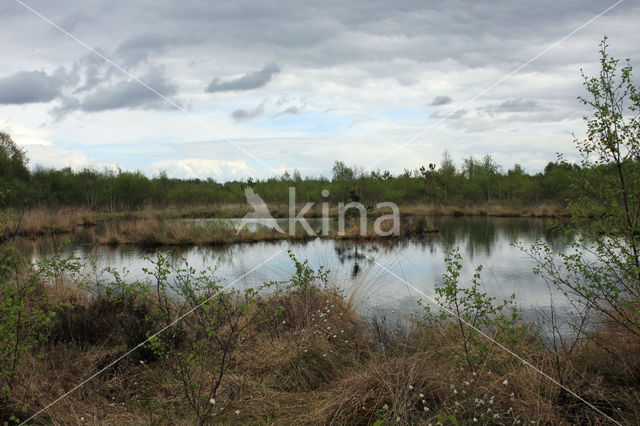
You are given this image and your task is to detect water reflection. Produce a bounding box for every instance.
[333,242,381,278]
[22,217,576,318]
[430,216,573,258]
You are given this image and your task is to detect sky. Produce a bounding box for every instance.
[1,0,639,181]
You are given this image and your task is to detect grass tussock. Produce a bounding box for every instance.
[5,276,640,425]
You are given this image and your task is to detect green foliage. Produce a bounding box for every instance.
[570,37,640,238]
[419,248,525,370]
[144,251,281,424]
[332,160,355,182]
[285,249,329,290]
[461,155,502,203]
[0,133,30,208]
[526,38,640,341]
[130,250,333,424]
[35,239,82,289]
[0,133,29,181]
[0,131,580,210]
[437,413,459,425]
[0,207,55,421]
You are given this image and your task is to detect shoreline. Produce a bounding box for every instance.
[5,203,568,241]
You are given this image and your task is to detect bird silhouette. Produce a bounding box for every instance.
[239,187,284,233]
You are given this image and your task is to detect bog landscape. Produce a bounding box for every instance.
[1,2,640,425]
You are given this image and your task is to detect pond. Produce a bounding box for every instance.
[24,216,578,328]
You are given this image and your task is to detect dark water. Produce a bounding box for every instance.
[25,217,577,324]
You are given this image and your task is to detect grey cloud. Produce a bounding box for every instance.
[276,95,290,106]
[280,106,303,115]
[231,100,266,122]
[115,33,191,68]
[73,35,180,93]
[272,95,307,117]
[53,67,178,117]
[59,10,87,33]
[429,108,497,133]
[481,99,539,114]
[430,95,452,106]
[273,105,304,118]
[347,114,376,128]
[115,34,169,67]
[73,51,113,93]
[396,75,418,86]
[0,68,72,104]
[429,109,468,120]
[6,1,637,77]
[206,63,280,92]
[41,32,187,118]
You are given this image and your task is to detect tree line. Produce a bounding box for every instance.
[1,131,580,210]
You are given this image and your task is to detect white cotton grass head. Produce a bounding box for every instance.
[209,398,216,405]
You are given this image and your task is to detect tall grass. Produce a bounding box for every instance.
[4,202,569,241]
[96,218,314,246]
[5,259,639,425]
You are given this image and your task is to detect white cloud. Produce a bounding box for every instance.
[25,144,117,171]
[0,120,52,147]
[149,159,254,179]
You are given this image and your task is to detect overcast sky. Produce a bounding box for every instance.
[1,0,639,180]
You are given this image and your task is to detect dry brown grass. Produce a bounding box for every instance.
[239,287,373,393]
[400,202,569,218]
[5,275,639,425]
[4,202,569,243]
[93,214,440,247]
[7,208,95,238]
[305,322,638,425]
[108,203,332,220]
[96,218,313,247]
